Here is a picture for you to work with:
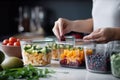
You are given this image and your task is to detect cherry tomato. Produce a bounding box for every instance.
[14,41,20,46]
[7,42,13,46]
[9,37,17,44]
[2,39,9,45]
[2,37,20,46]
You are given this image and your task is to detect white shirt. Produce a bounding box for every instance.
[92,0,120,30]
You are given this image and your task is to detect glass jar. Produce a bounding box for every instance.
[57,41,74,60]
[50,36,75,60]
[59,39,88,68]
[49,42,59,60]
[111,41,120,78]
[84,42,112,73]
[20,39,53,66]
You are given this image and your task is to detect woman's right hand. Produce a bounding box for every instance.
[52,18,73,40]
[83,28,115,43]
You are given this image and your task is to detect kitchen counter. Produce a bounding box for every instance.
[0,43,119,80]
[39,60,119,80]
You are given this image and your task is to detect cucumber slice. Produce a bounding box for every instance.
[59,44,64,49]
[40,47,47,54]
[24,44,32,50]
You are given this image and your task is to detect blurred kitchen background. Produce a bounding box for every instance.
[0,0,92,41]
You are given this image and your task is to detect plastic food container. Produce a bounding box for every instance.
[45,37,59,60]
[20,39,53,66]
[48,42,59,60]
[84,42,112,73]
[111,41,120,78]
[59,39,87,68]
[58,41,74,59]
[50,36,75,60]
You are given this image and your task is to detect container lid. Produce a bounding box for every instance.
[75,39,95,45]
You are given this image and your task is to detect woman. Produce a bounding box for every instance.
[52,0,120,43]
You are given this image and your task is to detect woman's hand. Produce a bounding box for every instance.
[52,18,73,40]
[83,28,115,43]
[52,18,93,40]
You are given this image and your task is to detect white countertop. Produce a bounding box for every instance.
[39,60,120,80]
[0,43,119,80]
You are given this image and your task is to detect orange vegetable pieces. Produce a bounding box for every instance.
[60,48,85,64]
[86,49,93,55]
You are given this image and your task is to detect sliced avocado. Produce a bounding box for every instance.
[26,49,33,54]
[40,46,51,54]
[31,45,37,50]
[24,44,32,50]
[35,45,42,50]
[58,44,64,49]
[46,47,52,53]
[40,47,47,54]
[37,50,42,53]
[53,43,58,49]
[65,45,73,49]
[47,43,53,48]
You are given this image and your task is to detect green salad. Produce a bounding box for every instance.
[111,52,120,78]
[24,44,52,54]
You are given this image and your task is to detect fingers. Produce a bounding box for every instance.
[83,29,109,43]
[83,32,101,40]
[93,37,108,43]
[52,21,60,39]
[52,18,65,40]
[83,35,105,43]
[58,18,64,37]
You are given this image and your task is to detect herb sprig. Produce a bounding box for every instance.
[0,64,55,80]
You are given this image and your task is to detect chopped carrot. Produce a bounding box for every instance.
[60,47,87,63]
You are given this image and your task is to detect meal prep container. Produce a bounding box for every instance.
[49,42,59,60]
[49,36,75,60]
[84,42,112,73]
[110,41,120,78]
[20,39,53,66]
[59,39,88,68]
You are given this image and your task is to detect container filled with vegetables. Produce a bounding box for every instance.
[111,52,120,78]
[59,39,88,68]
[47,42,59,60]
[111,41,120,78]
[45,37,58,60]
[58,41,74,59]
[48,36,75,60]
[20,39,53,66]
[84,42,112,73]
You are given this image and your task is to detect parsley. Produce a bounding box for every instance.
[0,65,55,80]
